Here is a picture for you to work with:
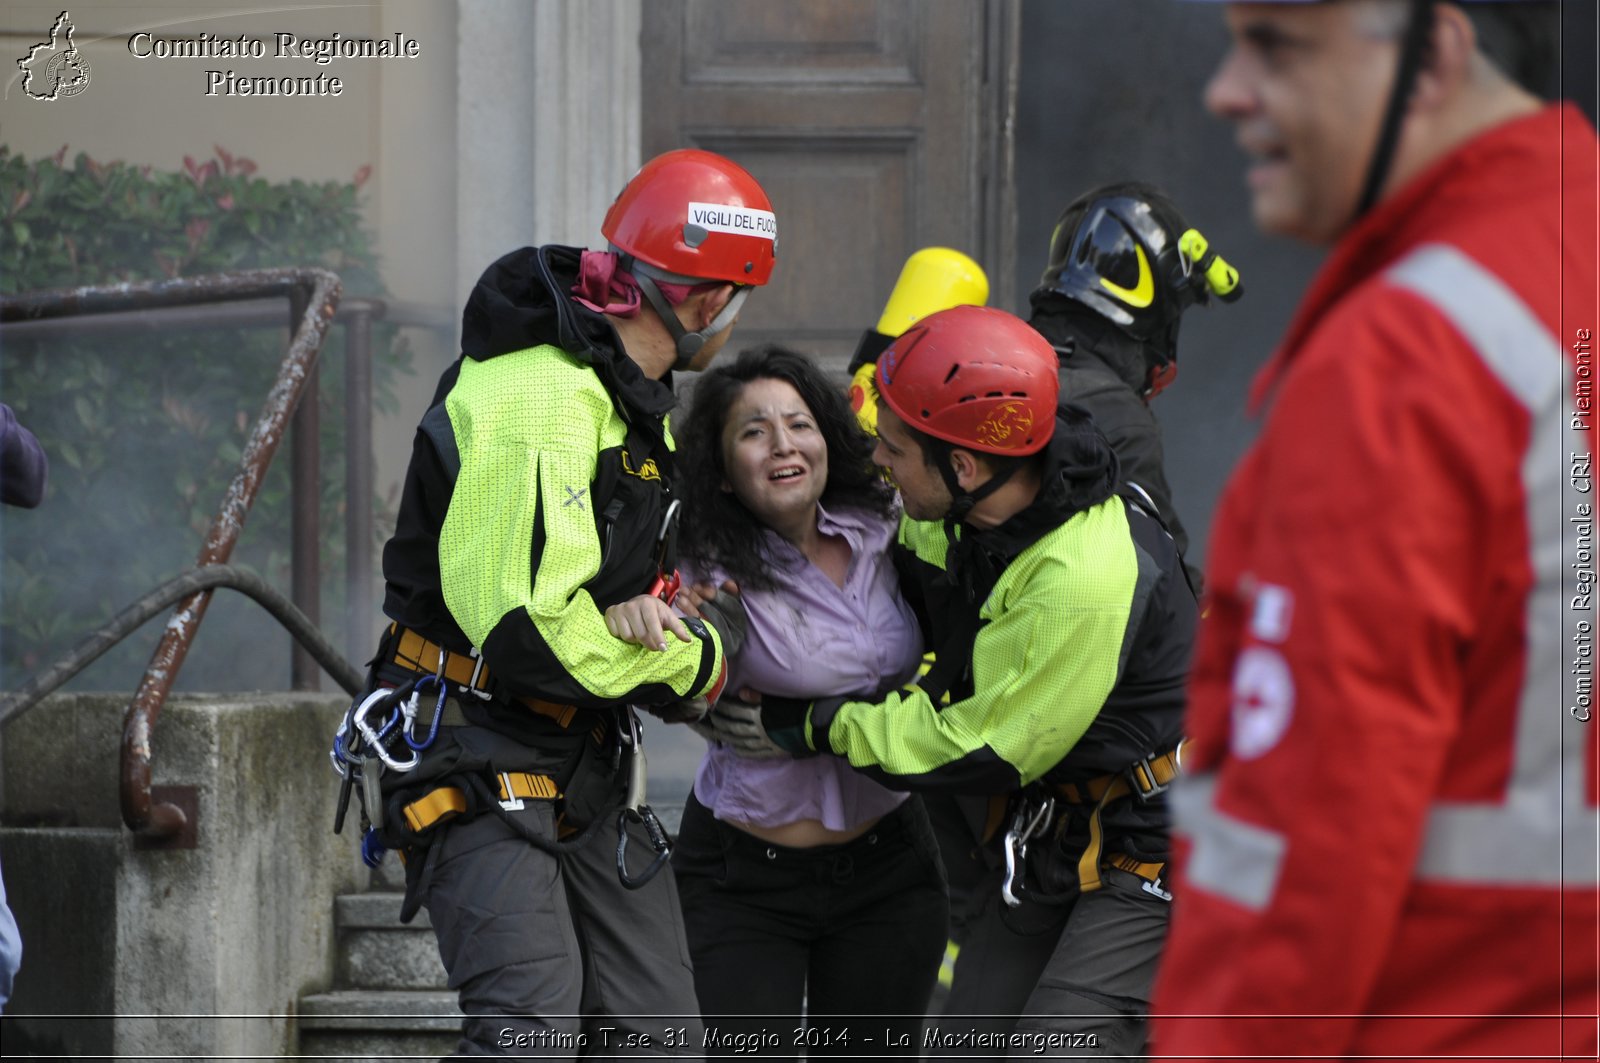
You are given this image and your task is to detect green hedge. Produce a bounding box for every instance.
[0,144,412,690]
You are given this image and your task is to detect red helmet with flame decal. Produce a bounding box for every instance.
[874,305,1058,457]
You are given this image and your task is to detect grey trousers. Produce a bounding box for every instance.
[934,867,1169,1060]
[422,799,704,1059]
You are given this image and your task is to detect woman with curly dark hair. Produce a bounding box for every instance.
[606,344,946,1058]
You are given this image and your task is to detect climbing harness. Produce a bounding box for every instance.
[999,742,1190,907]
[331,634,672,889]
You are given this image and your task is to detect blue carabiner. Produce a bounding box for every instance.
[405,673,447,752]
[361,827,387,869]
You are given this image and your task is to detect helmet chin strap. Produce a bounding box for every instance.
[931,441,1017,524]
[1354,0,1436,222]
[632,267,751,372]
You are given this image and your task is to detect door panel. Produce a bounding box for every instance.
[644,0,1016,373]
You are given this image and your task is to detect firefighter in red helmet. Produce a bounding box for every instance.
[709,304,1199,1055]
[337,148,775,1056]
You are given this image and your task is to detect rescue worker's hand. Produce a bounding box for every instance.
[694,584,748,659]
[688,695,791,759]
[756,692,863,755]
[642,696,710,725]
[605,594,692,652]
[678,578,741,620]
[757,694,813,754]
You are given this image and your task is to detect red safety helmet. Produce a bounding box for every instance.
[875,305,1059,457]
[602,149,777,287]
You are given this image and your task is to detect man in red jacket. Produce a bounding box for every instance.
[1154,2,1597,1060]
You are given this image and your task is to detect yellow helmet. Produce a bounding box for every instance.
[850,248,989,437]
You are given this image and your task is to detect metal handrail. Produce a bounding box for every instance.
[1,269,341,844]
[0,564,365,730]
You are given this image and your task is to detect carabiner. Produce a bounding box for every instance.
[616,805,672,889]
[353,684,421,773]
[648,568,683,606]
[620,711,646,807]
[614,710,671,888]
[403,673,447,752]
[1002,830,1025,908]
[999,796,1055,908]
[330,721,354,778]
[650,499,683,605]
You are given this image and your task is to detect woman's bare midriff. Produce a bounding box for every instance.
[726,813,884,849]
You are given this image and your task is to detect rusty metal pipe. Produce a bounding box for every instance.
[0,563,363,730]
[343,306,377,664]
[0,270,335,323]
[130,271,339,841]
[290,287,321,691]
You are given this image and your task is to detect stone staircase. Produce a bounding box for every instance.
[0,695,696,1058]
[294,719,698,1058]
[297,860,461,1060]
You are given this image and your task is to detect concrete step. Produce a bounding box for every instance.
[337,890,431,929]
[334,891,447,991]
[298,989,460,1060]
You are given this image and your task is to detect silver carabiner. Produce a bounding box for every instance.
[352,686,421,774]
[999,796,1055,908]
[615,708,671,889]
[621,710,647,810]
[350,687,392,752]
[1002,831,1025,907]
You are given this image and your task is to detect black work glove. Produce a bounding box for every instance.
[762,692,866,755]
[695,589,748,660]
[642,697,710,726]
[759,691,880,756]
[758,695,811,754]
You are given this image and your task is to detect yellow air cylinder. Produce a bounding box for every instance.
[876,247,990,337]
[854,248,989,438]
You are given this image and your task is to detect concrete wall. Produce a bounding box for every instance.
[1,692,360,1058]
[455,0,641,310]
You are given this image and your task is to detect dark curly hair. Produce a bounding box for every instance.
[677,344,896,591]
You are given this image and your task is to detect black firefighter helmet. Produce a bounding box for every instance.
[1031,181,1241,397]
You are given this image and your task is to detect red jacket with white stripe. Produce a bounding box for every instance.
[1153,103,1599,1061]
